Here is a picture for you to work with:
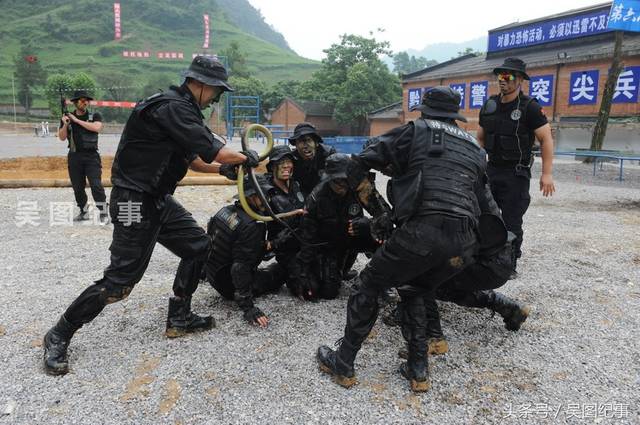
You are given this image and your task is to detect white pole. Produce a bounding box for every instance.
[11,75,17,134]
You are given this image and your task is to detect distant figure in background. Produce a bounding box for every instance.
[57,90,108,222]
[40,121,46,137]
[44,121,50,136]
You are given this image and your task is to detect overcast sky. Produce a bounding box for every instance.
[247,0,610,59]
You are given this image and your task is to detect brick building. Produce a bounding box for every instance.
[270,97,350,136]
[399,2,640,151]
[367,101,404,136]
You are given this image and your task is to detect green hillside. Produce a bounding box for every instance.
[0,0,319,106]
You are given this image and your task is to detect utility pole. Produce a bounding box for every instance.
[11,75,17,134]
[590,31,624,151]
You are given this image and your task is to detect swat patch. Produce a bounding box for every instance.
[216,208,240,230]
[510,109,522,121]
[348,204,362,216]
[297,192,304,202]
[424,119,478,146]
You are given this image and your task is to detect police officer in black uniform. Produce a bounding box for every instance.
[42,56,259,376]
[295,153,383,301]
[478,57,555,276]
[262,145,307,295]
[58,90,108,222]
[288,122,336,197]
[317,87,493,392]
[204,175,286,328]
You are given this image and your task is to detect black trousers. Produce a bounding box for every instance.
[486,165,531,261]
[67,151,107,212]
[306,233,379,299]
[64,187,211,326]
[340,214,477,359]
[207,262,286,301]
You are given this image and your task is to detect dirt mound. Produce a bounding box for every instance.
[0,156,266,183]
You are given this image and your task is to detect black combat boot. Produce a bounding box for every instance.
[424,298,448,355]
[43,315,80,376]
[485,291,530,331]
[317,339,358,388]
[399,298,449,358]
[165,296,215,338]
[399,353,430,393]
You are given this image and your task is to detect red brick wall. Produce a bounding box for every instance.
[369,118,403,137]
[403,55,640,133]
[271,99,305,132]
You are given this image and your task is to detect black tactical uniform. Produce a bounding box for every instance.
[296,154,380,300]
[288,122,337,197]
[263,145,306,296]
[317,87,492,392]
[59,90,107,220]
[43,56,243,376]
[479,58,548,270]
[204,180,286,323]
[394,173,530,359]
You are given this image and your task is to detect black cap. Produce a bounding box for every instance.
[321,153,350,181]
[288,122,323,145]
[492,57,530,80]
[182,56,234,91]
[266,145,295,172]
[410,86,467,122]
[70,90,94,102]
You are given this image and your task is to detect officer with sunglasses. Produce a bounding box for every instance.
[477,57,555,277]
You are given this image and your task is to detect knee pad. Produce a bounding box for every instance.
[94,279,134,304]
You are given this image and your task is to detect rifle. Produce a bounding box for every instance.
[60,88,75,152]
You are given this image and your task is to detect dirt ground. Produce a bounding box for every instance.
[0,156,267,181]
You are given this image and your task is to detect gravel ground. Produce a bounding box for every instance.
[0,161,638,424]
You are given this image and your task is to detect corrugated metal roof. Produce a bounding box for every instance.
[298,100,334,117]
[368,101,402,119]
[403,33,640,83]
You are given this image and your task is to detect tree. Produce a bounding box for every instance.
[45,72,97,119]
[334,61,401,134]
[13,46,47,116]
[303,33,401,134]
[453,47,482,59]
[220,41,251,78]
[141,74,175,98]
[392,51,437,75]
[590,32,624,152]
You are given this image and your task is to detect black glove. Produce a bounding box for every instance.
[371,212,394,241]
[219,163,238,180]
[241,150,260,168]
[243,306,266,324]
[349,217,371,237]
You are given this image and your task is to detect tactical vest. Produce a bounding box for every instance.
[311,181,363,241]
[390,118,485,223]
[206,205,260,274]
[479,94,536,166]
[123,90,196,194]
[70,112,99,151]
[266,177,305,241]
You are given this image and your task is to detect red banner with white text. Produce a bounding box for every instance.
[113,3,121,40]
[203,14,210,48]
